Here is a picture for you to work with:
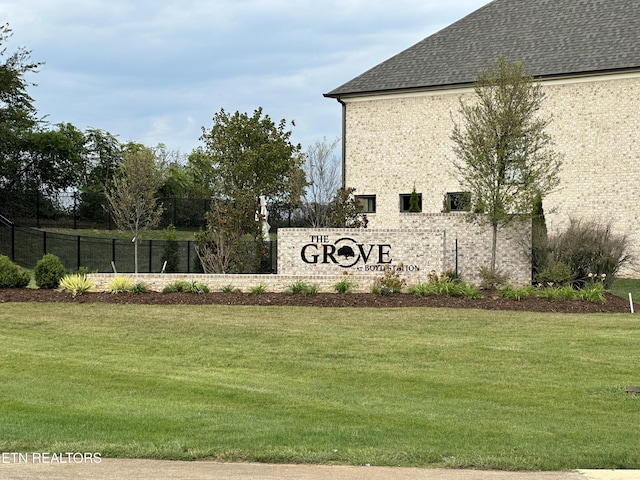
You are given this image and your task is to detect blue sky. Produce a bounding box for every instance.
[0,0,489,155]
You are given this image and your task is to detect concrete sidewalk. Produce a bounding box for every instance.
[0,460,638,480]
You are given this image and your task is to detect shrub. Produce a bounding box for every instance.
[535,261,574,286]
[108,276,135,293]
[372,266,406,295]
[59,274,93,297]
[0,255,31,288]
[162,224,180,273]
[34,254,66,289]
[285,280,319,295]
[548,218,631,288]
[478,266,509,290]
[333,277,355,294]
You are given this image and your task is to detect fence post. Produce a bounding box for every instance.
[77,235,81,271]
[112,238,116,265]
[149,239,153,273]
[11,223,15,262]
[187,240,191,273]
[43,230,47,255]
[73,191,78,230]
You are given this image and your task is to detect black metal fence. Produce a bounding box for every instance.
[0,190,211,229]
[0,221,277,273]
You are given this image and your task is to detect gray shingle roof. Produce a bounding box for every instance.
[325,0,640,97]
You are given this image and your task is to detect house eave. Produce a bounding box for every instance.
[324,67,640,101]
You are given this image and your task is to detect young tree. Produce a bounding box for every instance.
[451,55,562,273]
[300,137,341,227]
[408,186,421,212]
[105,146,164,273]
[326,187,368,228]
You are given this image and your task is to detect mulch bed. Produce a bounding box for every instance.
[0,288,634,313]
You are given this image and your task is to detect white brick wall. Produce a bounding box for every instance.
[342,73,640,276]
[278,215,531,286]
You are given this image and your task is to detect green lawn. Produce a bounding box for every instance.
[0,303,639,470]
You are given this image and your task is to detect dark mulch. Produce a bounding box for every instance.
[0,288,634,313]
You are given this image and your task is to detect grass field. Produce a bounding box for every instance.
[1,303,639,470]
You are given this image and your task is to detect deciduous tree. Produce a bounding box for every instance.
[451,55,562,274]
[300,137,341,227]
[105,146,164,273]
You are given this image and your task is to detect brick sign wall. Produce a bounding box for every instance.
[278,214,532,286]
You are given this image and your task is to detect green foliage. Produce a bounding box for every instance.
[200,107,305,207]
[0,255,31,288]
[221,284,241,293]
[285,280,319,296]
[410,269,482,299]
[478,265,509,290]
[452,55,562,271]
[107,276,135,293]
[535,260,574,287]
[372,267,406,295]
[131,282,150,294]
[531,192,549,279]
[547,218,630,288]
[162,224,180,273]
[58,274,93,297]
[195,198,267,274]
[332,277,355,294]
[34,254,66,289]
[163,280,209,294]
[578,282,606,303]
[249,284,267,295]
[499,285,536,301]
[326,187,368,228]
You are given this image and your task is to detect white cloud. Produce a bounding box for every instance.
[0,0,490,152]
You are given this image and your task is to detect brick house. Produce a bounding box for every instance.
[324,0,640,277]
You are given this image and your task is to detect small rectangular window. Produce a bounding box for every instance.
[446,192,471,212]
[355,195,376,213]
[399,193,422,212]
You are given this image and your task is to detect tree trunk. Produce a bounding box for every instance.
[491,223,498,273]
[134,237,139,274]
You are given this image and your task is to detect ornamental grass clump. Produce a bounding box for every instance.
[249,284,267,295]
[285,280,318,296]
[499,285,536,301]
[58,274,93,297]
[108,276,135,293]
[163,280,209,294]
[332,277,355,294]
[410,269,481,299]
